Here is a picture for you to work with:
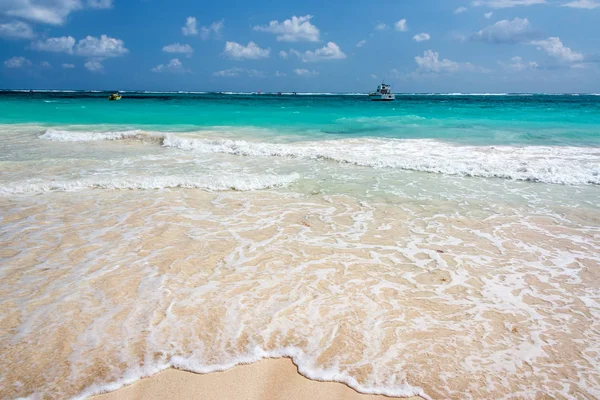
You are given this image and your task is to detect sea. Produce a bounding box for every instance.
[1,91,599,399]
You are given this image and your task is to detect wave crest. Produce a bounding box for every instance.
[0,174,300,194]
[39,128,600,186]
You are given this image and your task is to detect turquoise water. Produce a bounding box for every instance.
[1,91,599,193]
[1,91,600,146]
[2,92,600,399]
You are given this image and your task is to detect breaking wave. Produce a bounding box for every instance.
[0,173,300,194]
[40,128,600,186]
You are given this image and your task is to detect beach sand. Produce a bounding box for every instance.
[92,358,422,400]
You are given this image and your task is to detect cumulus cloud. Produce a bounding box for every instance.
[162,43,193,57]
[561,0,600,8]
[375,23,388,31]
[0,20,35,39]
[75,35,128,57]
[4,56,31,68]
[200,20,223,40]
[472,18,533,43]
[413,33,431,42]
[182,16,197,36]
[31,36,75,53]
[294,68,319,76]
[485,11,494,18]
[415,50,477,73]
[499,56,538,71]
[62,63,75,68]
[415,50,459,73]
[253,15,319,42]
[530,37,584,62]
[151,58,188,73]
[275,70,286,77]
[40,60,51,68]
[356,39,366,48]
[290,42,346,62]
[84,59,103,72]
[472,0,547,8]
[87,0,112,9]
[395,19,408,31]
[213,67,266,77]
[370,74,378,79]
[223,41,270,60]
[455,6,468,13]
[279,50,288,59]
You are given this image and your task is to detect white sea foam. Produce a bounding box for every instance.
[74,348,428,400]
[38,129,600,185]
[40,128,153,142]
[162,135,600,186]
[0,173,299,194]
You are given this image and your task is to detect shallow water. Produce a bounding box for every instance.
[0,92,599,399]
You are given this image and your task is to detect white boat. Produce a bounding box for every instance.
[369,83,395,101]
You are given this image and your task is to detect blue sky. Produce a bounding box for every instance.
[1,0,599,92]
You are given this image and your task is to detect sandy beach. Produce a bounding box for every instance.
[93,358,423,400]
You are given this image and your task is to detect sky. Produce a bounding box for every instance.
[0,0,599,92]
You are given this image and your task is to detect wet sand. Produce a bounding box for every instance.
[92,358,423,400]
[2,188,599,399]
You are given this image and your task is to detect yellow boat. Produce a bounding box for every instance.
[108,93,122,101]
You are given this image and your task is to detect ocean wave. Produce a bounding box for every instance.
[39,129,600,185]
[163,136,600,186]
[74,348,427,400]
[40,128,164,142]
[0,173,299,194]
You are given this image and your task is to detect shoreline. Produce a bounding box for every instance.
[91,358,425,400]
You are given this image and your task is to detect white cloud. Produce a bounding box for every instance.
[290,41,346,62]
[279,50,288,59]
[370,74,378,79]
[213,67,266,77]
[223,41,270,60]
[200,20,223,40]
[473,18,532,43]
[75,35,128,57]
[4,56,31,68]
[62,63,75,68]
[375,23,388,31]
[84,59,103,72]
[562,0,600,8]
[162,43,193,56]
[253,15,319,42]
[485,11,494,18]
[530,37,584,62]
[87,0,112,9]
[0,20,35,39]
[31,36,75,53]
[40,60,51,68]
[213,67,243,77]
[415,50,459,73]
[294,68,319,76]
[0,0,82,25]
[499,56,538,71]
[275,70,286,77]
[472,0,547,8]
[151,58,188,73]
[414,50,478,73]
[356,39,366,48]
[455,6,468,13]
[182,16,197,36]
[395,19,408,31]
[413,33,431,42]
[0,0,113,25]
